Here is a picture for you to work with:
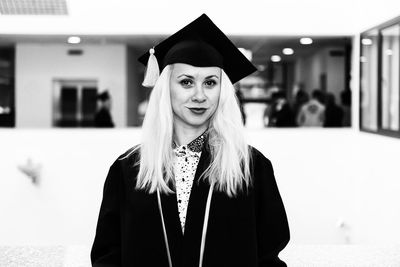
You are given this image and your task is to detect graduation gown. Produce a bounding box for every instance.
[91,145,290,267]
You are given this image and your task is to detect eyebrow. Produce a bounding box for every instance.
[177,74,219,79]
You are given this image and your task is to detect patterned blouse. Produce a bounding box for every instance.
[173,132,206,234]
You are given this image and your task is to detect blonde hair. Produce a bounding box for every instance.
[133,64,251,197]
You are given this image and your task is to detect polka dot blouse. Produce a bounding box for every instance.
[173,133,206,234]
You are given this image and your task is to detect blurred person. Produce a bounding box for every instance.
[324,92,344,127]
[296,89,325,127]
[292,89,309,125]
[267,90,295,127]
[94,90,115,128]
[91,14,289,267]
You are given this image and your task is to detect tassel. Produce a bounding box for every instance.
[142,48,160,87]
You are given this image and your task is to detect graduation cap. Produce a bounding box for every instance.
[138,14,257,87]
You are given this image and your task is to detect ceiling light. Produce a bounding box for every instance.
[360,56,367,63]
[282,48,294,55]
[361,38,372,46]
[385,49,393,56]
[300,38,313,45]
[68,36,81,44]
[271,55,281,62]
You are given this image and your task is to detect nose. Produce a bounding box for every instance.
[192,84,206,103]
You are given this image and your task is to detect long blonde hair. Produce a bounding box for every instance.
[133,64,251,197]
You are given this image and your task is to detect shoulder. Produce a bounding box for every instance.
[112,144,141,171]
[117,144,140,159]
[100,145,141,191]
[248,145,273,167]
[247,145,276,182]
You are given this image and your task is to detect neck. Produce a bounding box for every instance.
[173,123,208,146]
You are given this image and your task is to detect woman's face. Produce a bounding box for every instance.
[170,63,221,131]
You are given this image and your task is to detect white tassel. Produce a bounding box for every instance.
[142,48,160,88]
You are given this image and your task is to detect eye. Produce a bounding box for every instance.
[179,79,193,88]
[204,79,217,88]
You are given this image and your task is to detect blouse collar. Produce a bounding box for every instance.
[172,131,207,153]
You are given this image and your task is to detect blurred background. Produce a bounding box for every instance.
[1,0,400,265]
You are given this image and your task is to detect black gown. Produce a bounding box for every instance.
[91,145,290,267]
[94,108,114,128]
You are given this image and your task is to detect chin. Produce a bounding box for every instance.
[187,119,209,128]
[185,116,211,128]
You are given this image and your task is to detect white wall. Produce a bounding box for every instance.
[0,129,399,246]
[16,44,127,128]
[357,0,400,32]
[352,132,400,244]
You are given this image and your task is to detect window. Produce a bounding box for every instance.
[53,80,98,127]
[360,17,400,138]
[0,47,15,127]
[360,30,379,131]
[381,25,399,132]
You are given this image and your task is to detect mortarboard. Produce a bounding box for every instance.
[138,14,257,87]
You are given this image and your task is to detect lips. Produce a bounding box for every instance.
[188,107,207,115]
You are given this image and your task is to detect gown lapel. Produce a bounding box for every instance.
[181,146,212,266]
[160,183,184,265]
[159,143,212,266]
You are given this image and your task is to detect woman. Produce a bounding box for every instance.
[91,14,290,267]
